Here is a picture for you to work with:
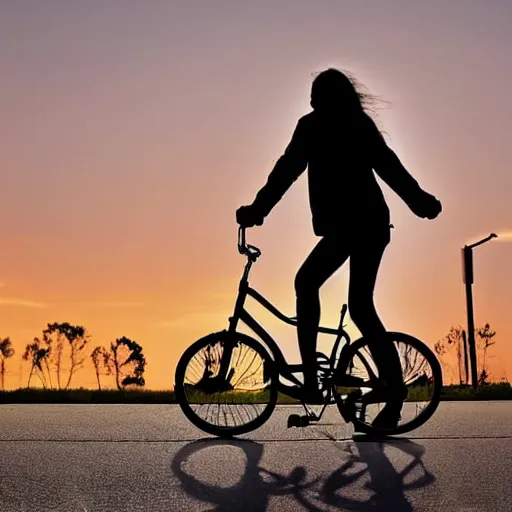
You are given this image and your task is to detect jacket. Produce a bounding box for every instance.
[252,110,424,237]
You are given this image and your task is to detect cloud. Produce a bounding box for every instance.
[0,298,48,308]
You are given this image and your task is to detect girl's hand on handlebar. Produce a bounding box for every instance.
[236,204,264,227]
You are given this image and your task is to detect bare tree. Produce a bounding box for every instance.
[476,323,496,386]
[90,346,114,390]
[434,326,465,384]
[31,334,53,389]
[437,323,498,386]
[22,341,50,388]
[0,337,15,390]
[110,337,146,390]
[39,323,90,389]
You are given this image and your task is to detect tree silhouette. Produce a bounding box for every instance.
[22,340,50,388]
[0,337,15,390]
[90,346,114,390]
[25,323,90,389]
[31,334,54,389]
[110,337,146,390]
[47,322,90,389]
[476,323,496,385]
[436,323,497,385]
[434,326,465,384]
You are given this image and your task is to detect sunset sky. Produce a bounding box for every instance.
[1,1,511,390]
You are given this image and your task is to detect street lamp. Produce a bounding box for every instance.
[461,233,498,389]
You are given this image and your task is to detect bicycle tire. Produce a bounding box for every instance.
[174,330,278,437]
[334,332,442,436]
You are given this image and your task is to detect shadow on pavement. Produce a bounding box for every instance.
[321,436,436,511]
[170,436,436,511]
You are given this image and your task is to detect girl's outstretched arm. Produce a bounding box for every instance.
[366,116,441,219]
[251,117,309,218]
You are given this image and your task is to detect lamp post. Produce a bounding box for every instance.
[461,233,497,389]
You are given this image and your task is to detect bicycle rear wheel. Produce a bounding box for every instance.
[334,332,442,436]
[174,331,278,437]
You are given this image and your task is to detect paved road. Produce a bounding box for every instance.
[0,402,510,511]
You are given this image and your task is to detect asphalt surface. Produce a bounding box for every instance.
[0,402,511,511]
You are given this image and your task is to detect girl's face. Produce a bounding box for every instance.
[310,84,338,110]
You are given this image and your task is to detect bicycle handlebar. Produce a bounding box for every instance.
[238,226,261,261]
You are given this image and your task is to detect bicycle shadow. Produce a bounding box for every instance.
[170,435,435,511]
[170,437,323,511]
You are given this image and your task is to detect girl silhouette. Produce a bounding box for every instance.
[236,68,441,427]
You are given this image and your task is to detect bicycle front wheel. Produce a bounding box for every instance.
[334,332,443,436]
[174,331,278,437]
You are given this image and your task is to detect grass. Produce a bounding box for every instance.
[0,382,511,404]
[440,382,512,401]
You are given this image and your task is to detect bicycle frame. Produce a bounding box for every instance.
[179,230,442,434]
[218,227,351,394]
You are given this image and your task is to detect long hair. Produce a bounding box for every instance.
[310,68,388,131]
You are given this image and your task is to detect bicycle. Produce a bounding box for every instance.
[174,227,442,437]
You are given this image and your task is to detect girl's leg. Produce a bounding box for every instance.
[347,232,404,393]
[295,237,350,393]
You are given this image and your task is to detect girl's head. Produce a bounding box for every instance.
[310,68,374,115]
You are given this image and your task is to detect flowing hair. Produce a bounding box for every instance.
[310,68,389,136]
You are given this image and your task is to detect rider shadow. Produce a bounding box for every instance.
[170,436,435,511]
[320,436,436,511]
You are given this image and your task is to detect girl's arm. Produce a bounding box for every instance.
[366,115,440,218]
[251,117,309,218]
